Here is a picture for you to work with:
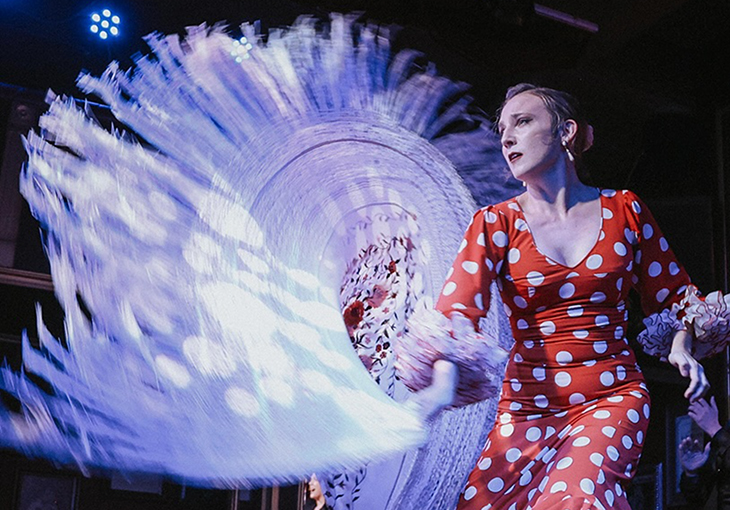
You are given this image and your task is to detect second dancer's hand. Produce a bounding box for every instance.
[669,328,709,402]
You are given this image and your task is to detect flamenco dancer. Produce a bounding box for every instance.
[406,83,728,509]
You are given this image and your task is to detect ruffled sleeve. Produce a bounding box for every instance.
[625,190,729,359]
[681,288,730,359]
[395,206,510,406]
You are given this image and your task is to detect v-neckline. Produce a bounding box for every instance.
[511,190,604,270]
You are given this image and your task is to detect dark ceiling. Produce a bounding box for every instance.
[1,0,728,100]
[1,0,729,195]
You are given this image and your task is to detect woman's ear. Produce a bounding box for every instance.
[561,119,579,145]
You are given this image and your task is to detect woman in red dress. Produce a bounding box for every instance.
[399,84,727,509]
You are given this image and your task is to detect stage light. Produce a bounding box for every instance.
[90,9,120,40]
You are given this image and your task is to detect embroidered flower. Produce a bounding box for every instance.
[343,300,365,331]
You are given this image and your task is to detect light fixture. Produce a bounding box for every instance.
[90,9,121,40]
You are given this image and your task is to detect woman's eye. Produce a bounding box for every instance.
[518,117,530,126]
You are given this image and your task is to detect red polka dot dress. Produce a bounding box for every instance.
[437,189,692,510]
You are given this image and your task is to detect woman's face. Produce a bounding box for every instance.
[498,92,563,182]
[308,475,323,500]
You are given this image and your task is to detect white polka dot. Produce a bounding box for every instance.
[506,448,522,462]
[622,435,634,449]
[478,457,492,470]
[592,341,607,354]
[632,200,642,213]
[485,258,494,271]
[586,254,603,270]
[656,288,669,302]
[627,409,640,423]
[602,189,617,197]
[526,427,542,442]
[543,449,557,465]
[510,401,523,411]
[500,424,515,437]
[462,261,479,274]
[540,321,556,335]
[572,436,590,447]
[642,223,654,239]
[503,303,512,316]
[514,295,528,308]
[595,315,609,327]
[590,292,606,303]
[559,283,575,299]
[606,490,615,506]
[556,457,573,470]
[499,412,512,424]
[614,326,624,340]
[617,366,626,380]
[464,486,477,500]
[555,372,572,387]
[517,319,529,330]
[520,471,533,486]
[534,394,549,408]
[608,395,624,403]
[573,330,589,339]
[507,249,521,264]
[616,278,624,291]
[515,218,528,231]
[594,410,611,419]
[600,372,615,386]
[443,281,457,296]
[556,351,573,365]
[637,430,644,444]
[486,211,498,223]
[616,482,623,496]
[545,426,556,439]
[452,303,467,310]
[524,340,534,349]
[607,446,619,461]
[589,453,604,467]
[527,271,545,286]
[602,208,613,219]
[550,481,567,494]
[569,393,586,405]
[488,477,505,492]
[580,478,595,495]
[492,231,508,247]
[566,305,583,317]
[643,403,650,419]
[475,293,484,310]
[659,237,669,251]
[613,242,627,256]
[648,261,662,277]
[458,239,468,252]
[584,360,596,367]
[533,367,546,381]
[477,232,486,246]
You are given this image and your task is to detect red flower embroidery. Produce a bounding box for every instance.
[388,260,397,274]
[343,300,365,330]
[367,284,388,308]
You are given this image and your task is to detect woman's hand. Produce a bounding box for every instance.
[669,328,709,402]
[678,436,710,474]
[407,359,457,422]
[688,396,723,437]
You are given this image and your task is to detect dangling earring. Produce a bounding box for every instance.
[562,140,575,162]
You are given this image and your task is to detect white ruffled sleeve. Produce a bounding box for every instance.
[681,287,730,359]
[394,307,508,407]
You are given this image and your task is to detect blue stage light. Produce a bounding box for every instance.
[90,9,120,40]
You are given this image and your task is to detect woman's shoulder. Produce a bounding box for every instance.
[599,188,647,213]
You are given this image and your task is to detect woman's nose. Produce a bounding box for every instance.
[502,134,515,149]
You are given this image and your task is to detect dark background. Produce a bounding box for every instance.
[0,1,729,508]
